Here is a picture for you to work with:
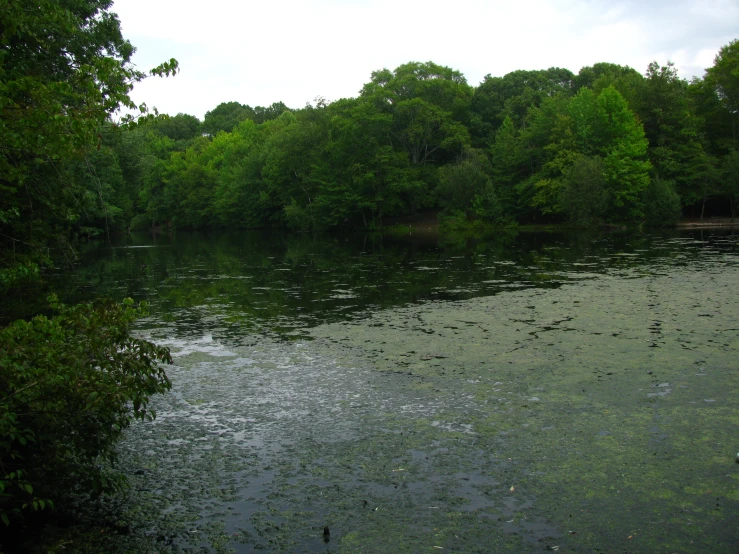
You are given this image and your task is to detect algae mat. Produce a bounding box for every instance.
[308,264,739,553]
[98,251,739,554]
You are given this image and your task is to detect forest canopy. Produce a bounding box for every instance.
[2,2,738,283]
[83,44,739,242]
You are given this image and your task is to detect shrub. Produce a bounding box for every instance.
[560,155,610,226]
[643,176,682,227]
[0,297,172,526]
[284,199,315,232]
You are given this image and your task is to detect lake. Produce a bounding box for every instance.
[19,228,739,552]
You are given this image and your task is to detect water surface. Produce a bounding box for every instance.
[19,229,739,552]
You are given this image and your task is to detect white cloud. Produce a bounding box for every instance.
[111,0,738,119]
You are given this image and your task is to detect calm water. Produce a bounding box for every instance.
[13,229,739,552]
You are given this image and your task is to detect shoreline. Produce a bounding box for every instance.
[382,214,739,234]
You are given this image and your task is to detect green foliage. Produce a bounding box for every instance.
[642,176,682,226]
[0,262,40,289]
[284,199,315,232]
[149,113,202,143]
[704,39,739,150]
[636,62,708,209]
[596,87,651,219]
[471,68,575,145]
[436,147,506,222]
[202,101,290,135]
[574,62,645,113]
[78,39,739,232]
[0,296,172,526]
[0,0,177,283]
[527,86,651,221]
[560,155,609,226]
[203,102,256,135]
[361,62,473,168]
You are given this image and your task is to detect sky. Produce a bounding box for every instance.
[111,0,739,120]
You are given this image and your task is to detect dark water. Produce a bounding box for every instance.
[9,228,735,334]
[9,228,739,553]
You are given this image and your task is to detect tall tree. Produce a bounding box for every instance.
[638,62,708,210]
[574,62,645,113]
[704,39,739,150]
[0,0,177,284]
[528,86,651,221]
[360,62,472,213]
[471,68,574,145]
[149,113,202,143]
[202,102,255,135]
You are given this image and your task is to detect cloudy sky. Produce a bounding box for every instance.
[111,0,739,119]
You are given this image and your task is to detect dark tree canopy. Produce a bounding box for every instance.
[202,101,291,135]
[150,113,202,142]
[470,67,575,143]
[0,0,177,284]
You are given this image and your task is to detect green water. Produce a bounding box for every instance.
[16,229,739,552]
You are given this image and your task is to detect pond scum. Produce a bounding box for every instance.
[33,234,739,553]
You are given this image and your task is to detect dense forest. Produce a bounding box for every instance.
[101,53,739,238]
[70,44,739,240]
[1,4,738,287]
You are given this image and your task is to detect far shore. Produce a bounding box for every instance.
[382,213,739,234]
[676,217,739,228]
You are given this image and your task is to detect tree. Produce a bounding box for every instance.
[202,101,291,135]
[688,40,739,218]
[360,62,472,213]
[471,67,574,145]
[0,0,177,285]
[149,113,202,143]
[0,2,176,534]
[705,39,739,148]
[261,107,332,230]
[489,116,528,218]
[160,136,219,228]
[202,102,256,135]
[721,149,739,219]
[437,147,493,217]
[527,86,651,221]
[317,97,410,228]
[596,87,651,219]
[642,176,682,226]
[212,119,272,228]
[637,62,708,210]
[252,102,291,124]
[574,62,645,113]
[0,297,171,526]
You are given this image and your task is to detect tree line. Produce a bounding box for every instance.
[80,44,739,242]
[2,26,739,284]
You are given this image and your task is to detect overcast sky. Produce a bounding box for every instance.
[111,0,739,120]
